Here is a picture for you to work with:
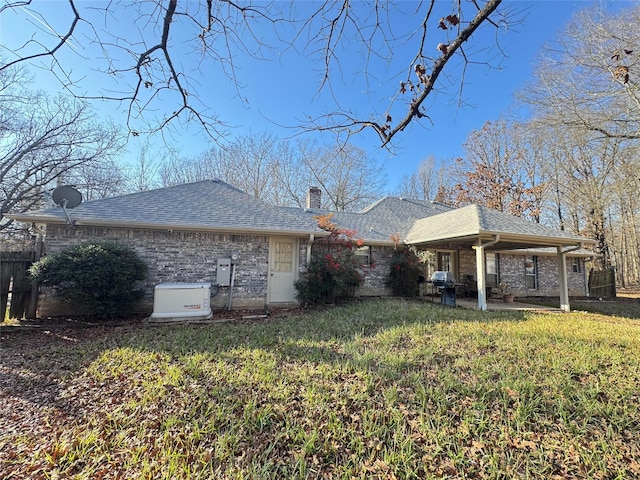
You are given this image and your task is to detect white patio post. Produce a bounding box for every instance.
[557,244,582,312]
[474,244,488,311]
[473,235,500,311]
[557,247,571,312]
[557,246,571,312]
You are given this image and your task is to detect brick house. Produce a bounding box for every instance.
[7,180,595,314]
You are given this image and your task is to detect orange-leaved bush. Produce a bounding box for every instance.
[295,213,364,305]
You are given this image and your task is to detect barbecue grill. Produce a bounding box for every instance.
[430,271,457,306]
[430,271,456,287]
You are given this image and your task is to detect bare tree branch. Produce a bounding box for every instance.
[1,0,505,147]
[0,0,81,73]
[303,0,503,147]
[521,5,640,142]
[1,68,124,232]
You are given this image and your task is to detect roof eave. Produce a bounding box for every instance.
[405,232,480,245]
[406,229,595,247]
[364,240,396,247]
[7,214,326,238]
[498,248,598,257]
[479,231,596,247]
[4,213,64,224]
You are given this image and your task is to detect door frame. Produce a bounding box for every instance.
[267,236,300,304]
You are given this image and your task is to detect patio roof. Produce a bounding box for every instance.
[405,204,595,251]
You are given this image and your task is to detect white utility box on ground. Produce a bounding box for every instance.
[150,282,212,321]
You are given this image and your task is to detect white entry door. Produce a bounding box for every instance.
[268,237,298,303]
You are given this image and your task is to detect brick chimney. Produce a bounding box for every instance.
[306,186,321,209]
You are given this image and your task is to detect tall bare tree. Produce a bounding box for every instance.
[517,121,572,231]
[518,3,640,275]
[448,120,545,220]
[609,144,640,284]
[155,133,385,211]
[158,153,216,187]
[555,132,620,268]
[521,4,640,142]
[270,140,313,208]
[126,143,164,193]
[0,66,123,233]
[212,133,281,202]
[61,160,128,202]
[158,132,281,199]
[396,156,451,202]
[299,143,387,211]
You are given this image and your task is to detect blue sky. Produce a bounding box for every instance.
[0,1,629,192]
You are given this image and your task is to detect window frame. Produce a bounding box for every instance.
[486,252,499,288]
[525,255,538,290]
[571,257,582,273]
[354,245,371,267]
[437,251,454,272]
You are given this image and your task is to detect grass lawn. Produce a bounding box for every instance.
[2,299,639,479]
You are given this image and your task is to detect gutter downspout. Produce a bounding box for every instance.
[557,243,583,312]
[307,234,315,264]
[472,235,500,311]
[227,264,236,311]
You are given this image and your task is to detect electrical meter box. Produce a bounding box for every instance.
[217,258,231,286]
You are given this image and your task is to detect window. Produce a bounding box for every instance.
[525,255,538,290]
[486,253,499,288]
[273,240,293,272]
[354,246,371,266]
[438,252,452,272]
[571,258,582,273]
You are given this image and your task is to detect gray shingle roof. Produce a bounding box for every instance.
[283,196,454,244]
[406,204,593,246]
[10,180,319,235]
[8,182,594,249]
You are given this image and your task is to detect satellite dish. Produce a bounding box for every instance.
[52,185,82,209]
[51,185,82,225]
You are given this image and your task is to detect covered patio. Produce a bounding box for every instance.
[406,204,596,312]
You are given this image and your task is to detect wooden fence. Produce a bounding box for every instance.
[1,239,42,320]
[589,267,617,299]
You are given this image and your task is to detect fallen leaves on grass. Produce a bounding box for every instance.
[2,299,640,479]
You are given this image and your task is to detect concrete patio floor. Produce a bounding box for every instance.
[423,295,563,312]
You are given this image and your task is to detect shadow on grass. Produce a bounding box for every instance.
[1,327,117,411]
[525,296,640,319]
[4,298,640,480]
[1,298,531,408]
[127,299,530,354]
[571,299,640,319]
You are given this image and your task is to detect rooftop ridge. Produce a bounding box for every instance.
[358,196,390,214]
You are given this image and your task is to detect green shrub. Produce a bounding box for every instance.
[386,247,423,296]
[295,213,364,305]
[29,241,148,318]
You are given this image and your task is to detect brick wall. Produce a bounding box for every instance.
[41,225,308,315]
[357,245,394,296]
[299,242,395,297]
[458,250,476,283]
[497,254,586,296]
[39,224,588,316]
[457,250,587,297]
